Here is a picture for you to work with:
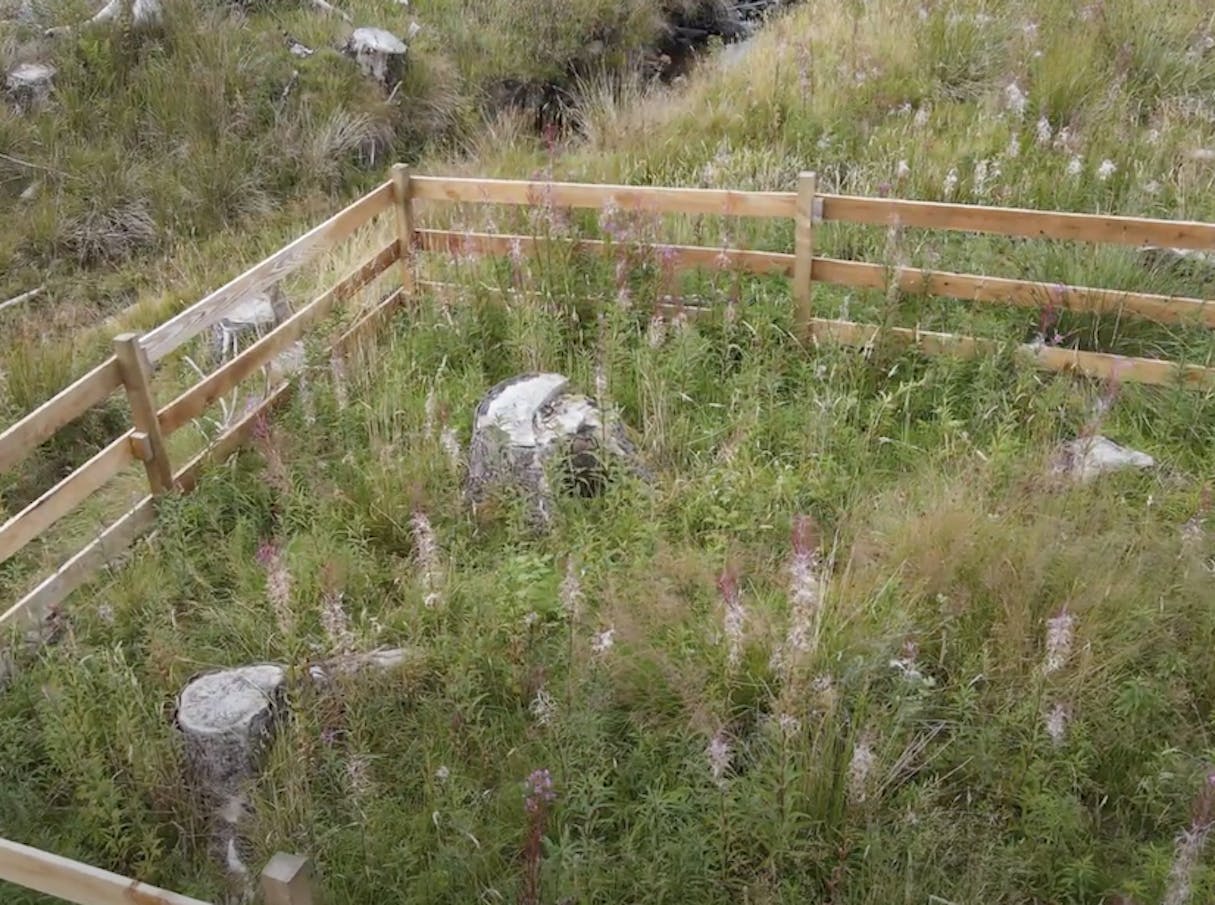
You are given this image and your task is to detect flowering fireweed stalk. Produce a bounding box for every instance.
[520,769,556,905]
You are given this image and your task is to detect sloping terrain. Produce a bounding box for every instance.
[3,1,1215,904]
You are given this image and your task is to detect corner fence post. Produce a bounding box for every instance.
[391,163,416,294]
[261,852,316,905]
[794,170,817,337]
[112,333,174,495]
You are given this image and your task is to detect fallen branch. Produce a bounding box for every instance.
[0,285,44,314]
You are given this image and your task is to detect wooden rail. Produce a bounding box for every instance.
[0,837,213,905]
[141,180,394,363]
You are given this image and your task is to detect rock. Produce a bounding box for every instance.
[5,62,55,112]
[19,180,41,201]
[176,664,286,798]
[1049,435,1155,483]
[1139,245,1215,282]
[284,33,314,58]
[466,372,648,525]
[342,27,408,87]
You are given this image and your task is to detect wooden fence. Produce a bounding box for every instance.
[0,837,316,905]
[3,166,1215,640]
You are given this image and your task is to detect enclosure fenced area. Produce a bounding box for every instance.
[2,166,1214,904]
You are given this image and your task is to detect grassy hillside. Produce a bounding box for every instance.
[4,0,1215,903]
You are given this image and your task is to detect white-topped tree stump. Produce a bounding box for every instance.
[342,27,407,88]
[176,664,287,799]
[5,63,55,112]
[466,372,649,527]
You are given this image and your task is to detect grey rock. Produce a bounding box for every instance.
[5,62,55,112]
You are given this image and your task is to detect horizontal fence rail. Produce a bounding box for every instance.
[0,837,213,905]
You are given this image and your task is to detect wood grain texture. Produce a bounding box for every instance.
[411,175,797,218]
[0,495,155,631]
[114,334,174,494]
[811,257,1215,326]
[157,240,398,436]
[810,318,1215,387]
[414,229,796,275]
[793,172,817,331]
[391,164,416,293]
[0,357,123,475]
[819,194,1215,250]
[261,853,316,905]
[142,180,393,362]
[0,837,215,905]
[0,432,134,567]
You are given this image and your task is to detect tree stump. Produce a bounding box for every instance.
[90,0,160,27]
[213,285,288,361]
[342,27,408,87]
[5,63,55,112]
[177,664,287,799]
[1049,435,1155,483]
[466,373,648,526]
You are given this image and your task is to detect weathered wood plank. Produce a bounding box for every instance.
[391,164,416,293]
[0,357,123,475]
[810,318,1215,388]
[0,496,155,632]
[819,194,1215,250]
[414,229,796,274]
[0,432,135,567]
[793,171,817,332]
[0,837,214,905]
[411,176,797,218]
[142,181,394,362]
[114,334,174,494]
[157,240,398,436]
[811,257,1215,327]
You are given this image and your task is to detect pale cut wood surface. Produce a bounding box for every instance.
[0,357,123,475]
[0,837,214,905]
[819,194,1215,250]
[261,853,315,905]
[411,175,798,218]
[810,318,1215,387]
[142,180,393,362]
[0,432,134,567]
[113,334,174,494]
[157,240,398,435]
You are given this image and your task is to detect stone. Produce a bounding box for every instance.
[343,27,408,87]
[1139,245,1215,282]
[1049,435,1155,483]
[176,664,286,798]
[5,63,55,112]
[466,372,649,525]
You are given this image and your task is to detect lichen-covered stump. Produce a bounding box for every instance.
[5,63,55,112]
[1049,435,1155,483]
[177,664,287,798]
[342,27,408,87]
[466,372,648,526]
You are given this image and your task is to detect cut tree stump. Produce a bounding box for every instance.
[466,372,649,526]
[1049,435,1155,483]
[5,63,55,112]
[342,27,408,87]
[177,664,287,798]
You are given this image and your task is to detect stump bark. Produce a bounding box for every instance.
[5,63,55,112]
[177,664,287,799]
[342,27,408,87]
[466,372,648,526]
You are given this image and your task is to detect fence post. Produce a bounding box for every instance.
[261,852,316,905]
[112,333,174,495]
[793,170,817,337]
[391,163,416,294]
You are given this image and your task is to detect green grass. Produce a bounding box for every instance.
[4,0,1215,903]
